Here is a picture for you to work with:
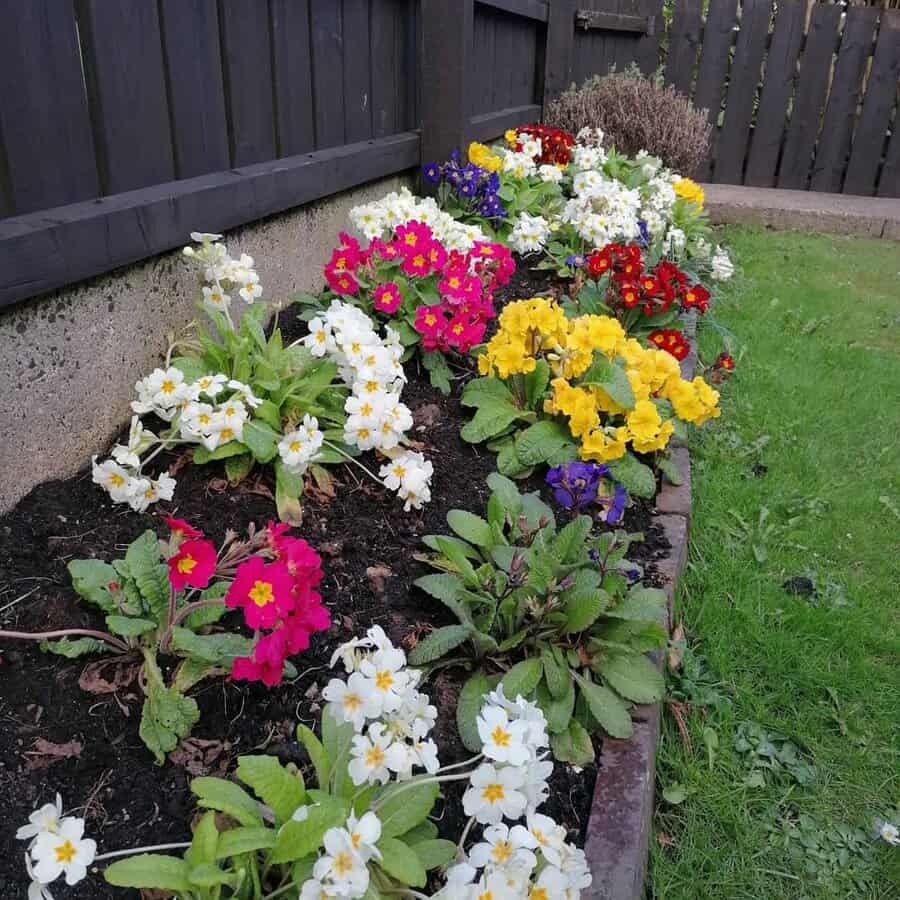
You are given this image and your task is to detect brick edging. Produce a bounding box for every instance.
[582,319,696,899]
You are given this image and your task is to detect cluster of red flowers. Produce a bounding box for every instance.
[323,223,514,354]
[648,328,691,361]
[414,240,514,353]
[227,523,329,686]
[587,243,711,317]
[515,124,576,166]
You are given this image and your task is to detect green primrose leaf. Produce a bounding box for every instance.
[104,855,191,891]
[596,653,665,704]
[446,510,494,548]
[580,353,635,408]
[457,671,490,752]
[192,777,264,827]
[68,559,119,613]
[608,452,657,498]
[376,837,427,888]
[236,755,306,825]
[550,718,595,765]
[501,657,544,700]
[375,781,439,838]
[407,624,472,665]
[574,673,633,738]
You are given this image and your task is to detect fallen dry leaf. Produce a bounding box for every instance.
[169,737,229,776]
[657,831,675,849]
[366,565,394,597]
[25,738,83,770]
[667,622,686,672]
[79,658,139,695]
[413,403,442,429]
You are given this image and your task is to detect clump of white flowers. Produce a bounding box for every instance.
[182,231,262,319]
[303,300,432,508]
[350,187,487,252]
[322,624,440,785]
[560,176,643,248]
[17,794,97,895]
[508,212,551,255]
[428,687,591,899]
[300,811,384,899]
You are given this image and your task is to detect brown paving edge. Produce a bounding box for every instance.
[582,322,696,899]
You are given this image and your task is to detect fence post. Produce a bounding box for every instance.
[543,0,576,107]
[420,0,474,166]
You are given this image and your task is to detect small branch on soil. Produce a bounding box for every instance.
[0,628,129,653]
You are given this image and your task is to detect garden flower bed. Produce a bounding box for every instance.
[0,126,733,899]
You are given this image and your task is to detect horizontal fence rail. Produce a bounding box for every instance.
[0,0,897,307]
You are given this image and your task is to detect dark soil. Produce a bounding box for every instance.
[0,267,669,897]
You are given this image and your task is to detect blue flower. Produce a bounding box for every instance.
[546,461,628,520]
[565,254,587,268]
[637,220,651,246]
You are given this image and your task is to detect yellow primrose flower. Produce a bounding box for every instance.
[505,129,518,145]
[580,427,628,462]
[664,376,720,425]
[626,400,674,453]
[674,178,705,211]
[468,141,502,172]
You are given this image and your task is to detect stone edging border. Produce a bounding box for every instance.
[582,318,697,899]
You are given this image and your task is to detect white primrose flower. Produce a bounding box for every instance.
[521,755,554,814]
[502,150,538,179]
[463,762,528,825]
[17,795,63,843]
[345,811,382,862]
[357,642,411,715]
[91,457,134,504]
[530,864,572,898]
[663,226,686,256]
[379,450,433,511]
[478,704,532,766]
[202,283,230,314]
[190,231,223,244]
[25,855,56,900]
[508,212,550,255]
[132,367,190,419]
[471,869,524,899]
[30,816,96,887]
[312,826,370,896]
[192,372,228,399]
[879,821,900,845]
[299,877,338,899]
[558,841,593,893]
[111,416,153,469]
[348,723,402,786]
[526,812,568,868]
[237,270,262,303]
[226,379,263,409]
[323,671,381,731]
[469,823,538,872]
[538,164,563,184]
[278,415,324,475]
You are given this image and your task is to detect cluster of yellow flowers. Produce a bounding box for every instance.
[477,298,720,461]
[673,177,705,210]
[467,141,502,173]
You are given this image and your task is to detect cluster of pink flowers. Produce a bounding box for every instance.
[227,523,330,686]
[322,223,515,355]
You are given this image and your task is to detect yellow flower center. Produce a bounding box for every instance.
[374,670,394,691]
[161,379,175,394]
[490,725,511,747]
[332,851,353,876]
[342,692,362,710]
[392,465,406,478]
[491,840,512,863]
[315,331,327,343]
[220,428,234,441]
[357,428,370,440]
[365,745,385,767]
[249,580,274,607]
[54,840,77,864]
[109,473,125,487]
[404,233,417,246]
[413,254,425,267]
[360,403,373,416]
[289,440,302,453]
[530,889,549,900]
[482,783,505,804]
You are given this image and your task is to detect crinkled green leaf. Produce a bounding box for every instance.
[237,755,306,825]
[125,530,170,623]
[608,453,657,499]
[140,681,200,765]
[407,625,472,665]
[575,673,633,739]
[446,510,494,549]
[515,420,576,466]
[170,627,253,665]
[550,718,595,765]
[40,637,106,658]
[501,657,543,699]
[596,653,664,704]
[67,558,118,613]
[269,796,349,863]
[105,615,156,638]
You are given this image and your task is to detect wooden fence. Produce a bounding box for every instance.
[1,0,898,307]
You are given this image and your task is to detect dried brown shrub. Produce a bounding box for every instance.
[545,71,712,177]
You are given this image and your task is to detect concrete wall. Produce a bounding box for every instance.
[0,174,412,514]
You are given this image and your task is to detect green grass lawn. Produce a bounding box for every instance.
[648,227,900,899]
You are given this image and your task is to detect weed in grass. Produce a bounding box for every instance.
[733,722,816,788]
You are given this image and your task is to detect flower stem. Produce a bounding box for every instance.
[94,841,191,862]
[0,628,128,653]
[322,440,382,484]
[371,771,473,812]
[261,882,301,900]
[456,814,476,857]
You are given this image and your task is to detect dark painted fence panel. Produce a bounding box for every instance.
[664,0,703,97]
[0,0,99,215]
[271,0,316,156]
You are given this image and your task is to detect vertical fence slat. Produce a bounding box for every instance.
[544,0,575,103]
[777,3,842,190]
[342,0,372,143]
[218,0,277,165]
[271,0,315,156]
[692,0,740,181]
[472,6,492,115]
[664,0,703,97]
[421,0,473,163]
[79,0,175,194]
[809,7,879,194]
[635,0,665,75]
[370,0,397,137]
[0,0,98,215]
[310,0,346,149]
[493,10,515,111]
[844,10,900,197]
[713,0,772,185]
[743,0,805,188]
[878,121,900,198]
[159,0,230,178]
